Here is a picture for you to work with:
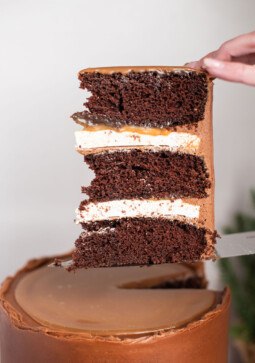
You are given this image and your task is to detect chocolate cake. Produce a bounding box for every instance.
[0,254,231,363]
[71,66,216,269]
[73,67,208,128]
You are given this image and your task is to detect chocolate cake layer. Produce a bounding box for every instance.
[72,218,216,269]
[75,70,208,128]
[81,149,210,202]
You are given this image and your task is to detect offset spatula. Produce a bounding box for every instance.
[49,231,255,268]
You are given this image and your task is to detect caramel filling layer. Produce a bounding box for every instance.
[80,123,179,136]
[74,123,200,154]
[79,66,208,76]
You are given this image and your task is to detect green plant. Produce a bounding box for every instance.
[218,190,255,343]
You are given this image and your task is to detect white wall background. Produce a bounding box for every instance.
[1,0,255,301]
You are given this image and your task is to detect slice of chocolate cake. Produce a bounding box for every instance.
[72,66,216,269]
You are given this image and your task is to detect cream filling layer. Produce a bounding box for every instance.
[76,199,200,224]
[75,129,200,152]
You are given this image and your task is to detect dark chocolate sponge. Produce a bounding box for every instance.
[74,71,208,129]
[72,218,216,269]
[81,149,211,203]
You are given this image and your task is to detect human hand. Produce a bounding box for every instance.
[186,31,255,86]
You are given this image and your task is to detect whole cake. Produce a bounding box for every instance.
[0,254,230,363]
[71,66,216,269]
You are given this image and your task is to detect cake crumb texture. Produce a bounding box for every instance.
[82,149,211,202]
[72,218,216,269]
[77,71,208,128]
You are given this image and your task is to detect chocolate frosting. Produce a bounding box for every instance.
[78,66,211,78]
[0,254,231,363]
[15,263,215,336]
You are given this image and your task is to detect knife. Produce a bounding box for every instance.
[215,230,255,258]
[49,231,255,268]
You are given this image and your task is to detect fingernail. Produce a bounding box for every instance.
[203,58,224,68]
[185,61,196,67]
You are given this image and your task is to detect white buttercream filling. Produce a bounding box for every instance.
[75,129,200,152]
[76,199,200,223]
[75,129,200,151]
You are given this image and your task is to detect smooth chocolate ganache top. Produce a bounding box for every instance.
[14,263,216,336]
[0,256,231,363]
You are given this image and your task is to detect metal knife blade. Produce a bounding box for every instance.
[215,231,255,258]
[49,231,255,268]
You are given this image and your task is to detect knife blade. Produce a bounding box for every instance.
[215,230,255,258]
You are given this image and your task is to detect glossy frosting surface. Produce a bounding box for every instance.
[79,66,208,76]
[15,264,216,336]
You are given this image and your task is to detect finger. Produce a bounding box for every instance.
[185,51,219,70]
[186,52,255,71]
[215,31,255,61]
[185,61,201,69]
[232,53,255,65]
[202,58,255,86]
[186,32,255,71]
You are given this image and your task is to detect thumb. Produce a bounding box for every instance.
[202,58,255,86]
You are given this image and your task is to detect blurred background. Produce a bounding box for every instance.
[1,1,255,361]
